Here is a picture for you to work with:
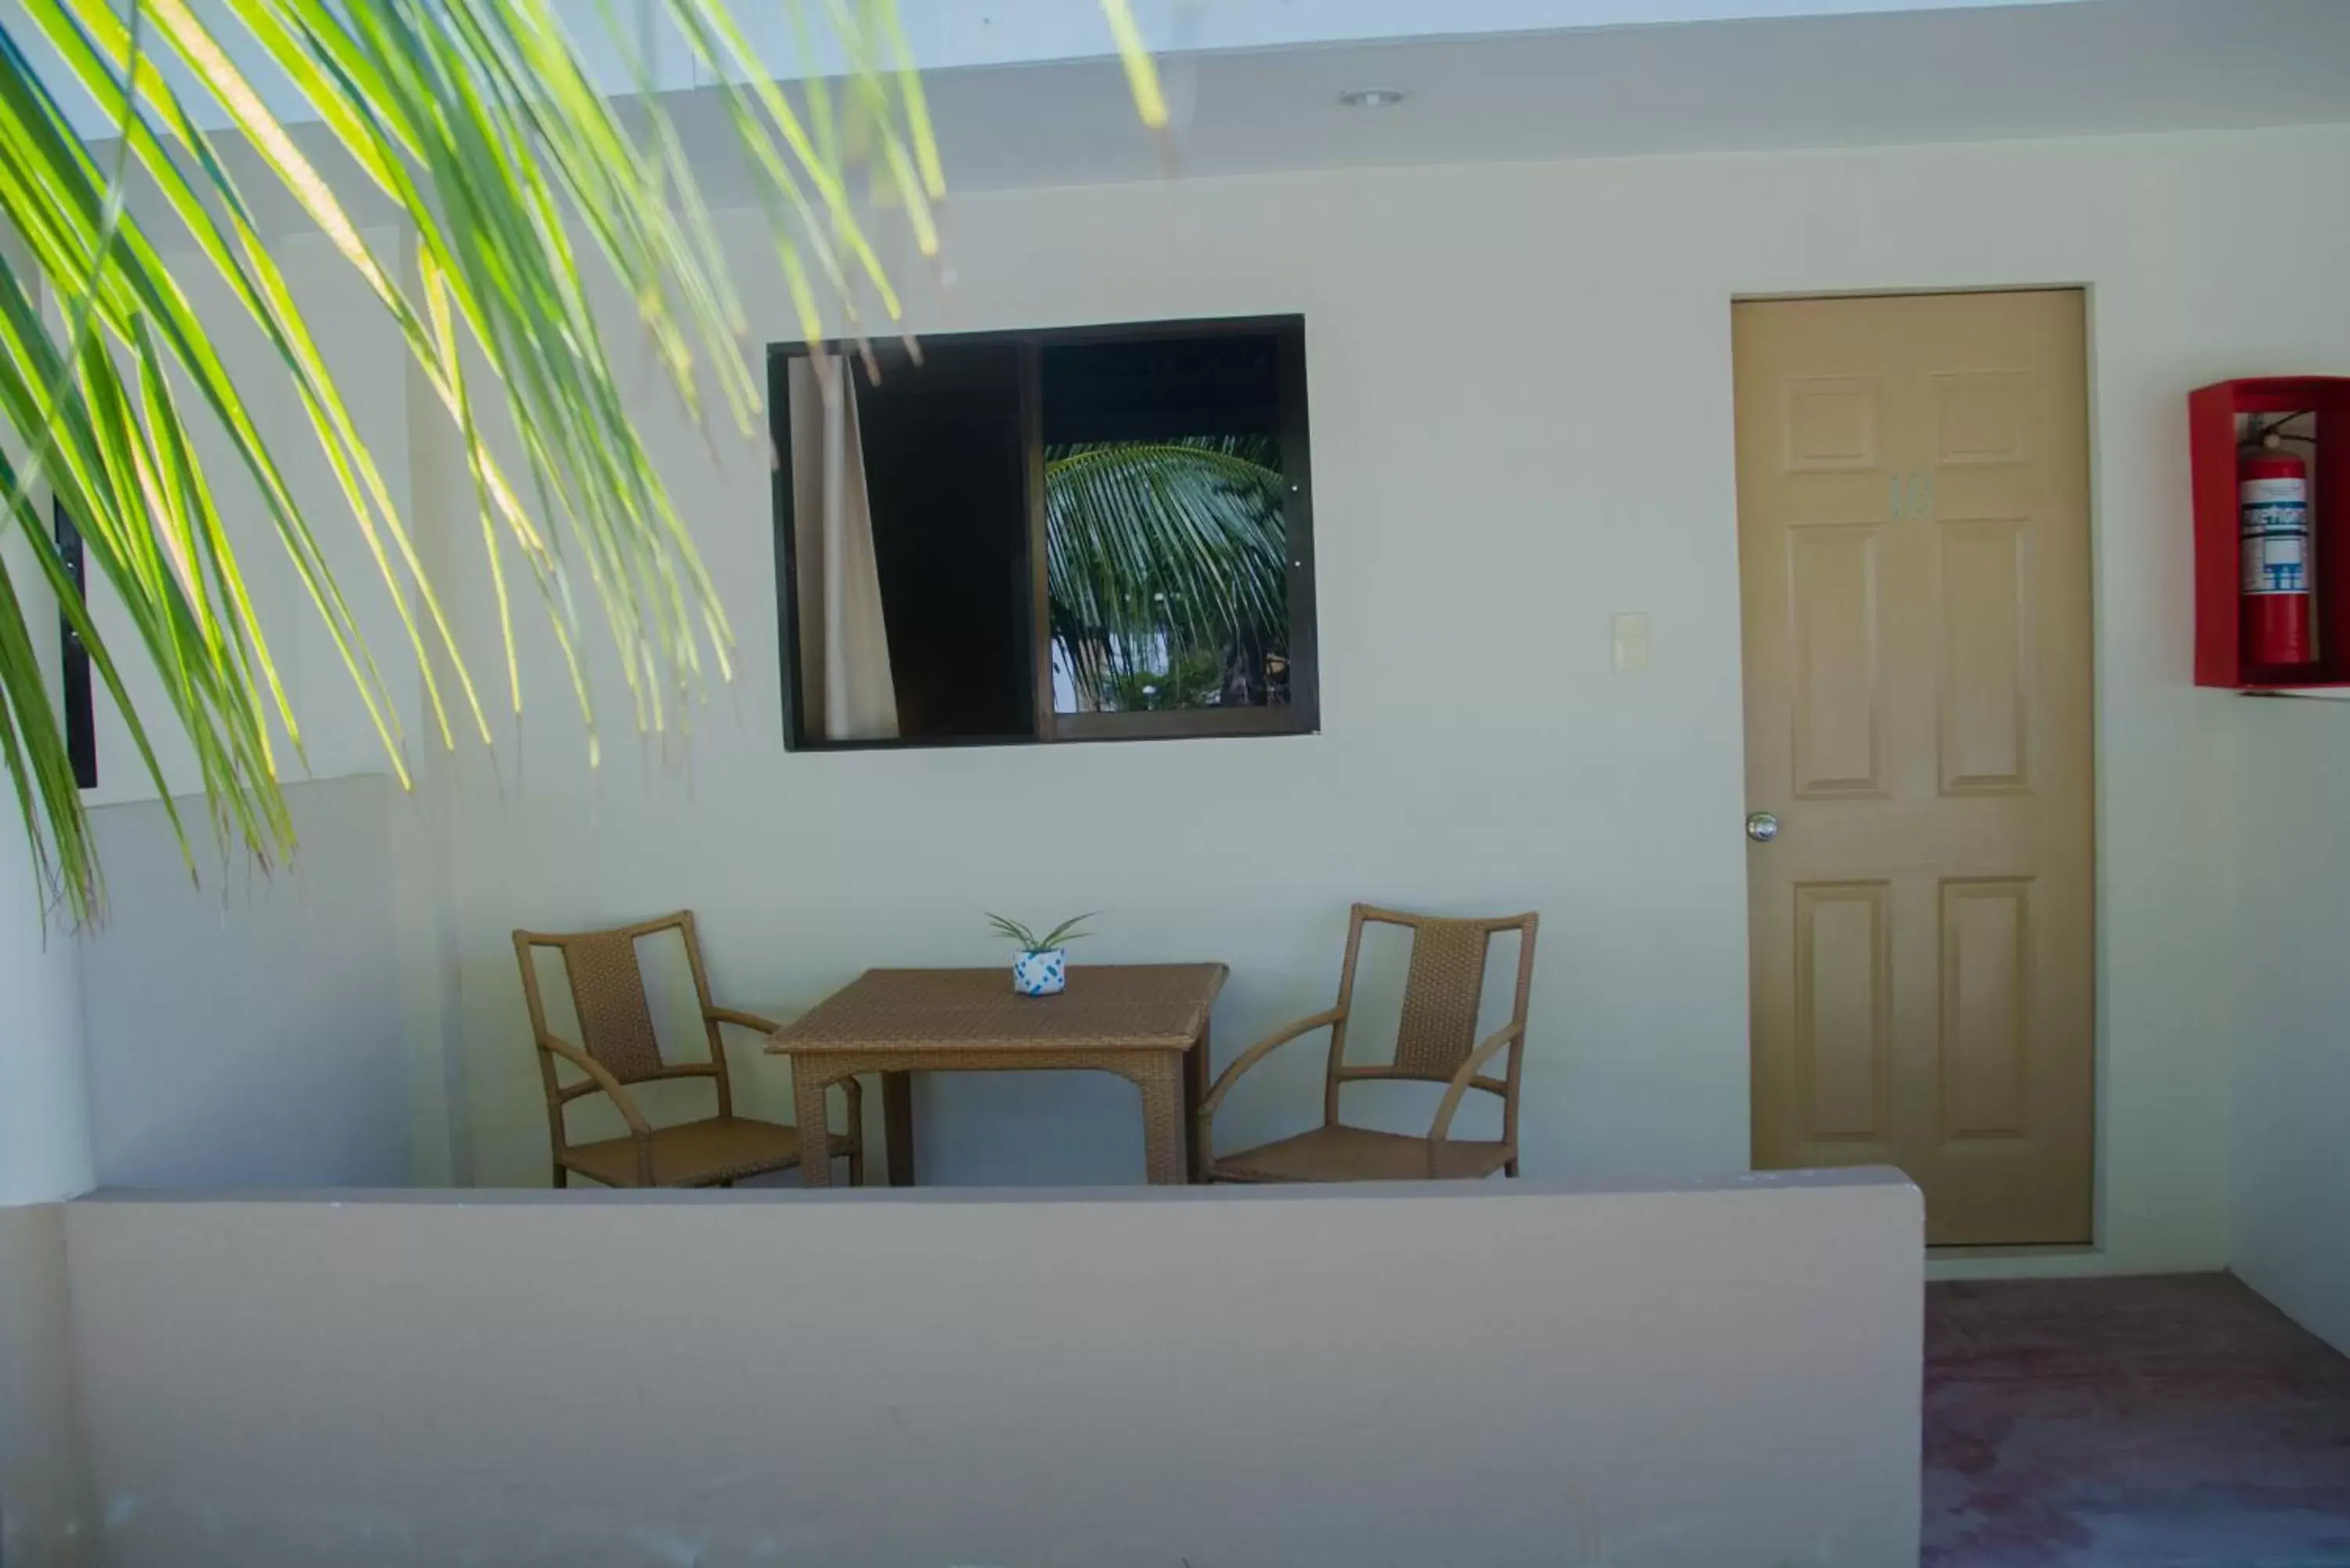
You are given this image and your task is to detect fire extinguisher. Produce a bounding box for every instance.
[2241,432,2315,668]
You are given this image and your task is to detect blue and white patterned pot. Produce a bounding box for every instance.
[1012,947,1068,997]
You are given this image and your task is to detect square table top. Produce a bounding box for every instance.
[766,963,1227,1055]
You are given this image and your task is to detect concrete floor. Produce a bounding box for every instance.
[1925,1274,2350,1567]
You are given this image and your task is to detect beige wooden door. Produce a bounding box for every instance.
[1735,290,2095,1247]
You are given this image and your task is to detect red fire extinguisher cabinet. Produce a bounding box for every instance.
[2192,376,2350,689]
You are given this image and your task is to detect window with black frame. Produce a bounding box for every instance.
[772,316,1316,751]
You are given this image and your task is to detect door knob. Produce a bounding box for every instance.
[1746,811,1781,844]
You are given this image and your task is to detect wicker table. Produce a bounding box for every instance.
[766,964,1228,1187]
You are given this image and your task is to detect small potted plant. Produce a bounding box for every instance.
[988,912,1094,997]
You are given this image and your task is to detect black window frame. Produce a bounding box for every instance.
[771,314,1319,753]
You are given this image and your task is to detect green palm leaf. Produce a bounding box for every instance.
[1043,435,1287,707]
[0,0,929,926]
[0,0,1167,927]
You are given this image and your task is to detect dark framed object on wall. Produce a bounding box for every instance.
[771,315,1319,752]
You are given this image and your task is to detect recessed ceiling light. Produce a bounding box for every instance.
[1337,89,1409,110]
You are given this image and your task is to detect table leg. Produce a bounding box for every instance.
[1184,1021,1210,1183]
[794,1062,835,1189]
[1136,1053,1186,1187]
[881,1070,916,1187]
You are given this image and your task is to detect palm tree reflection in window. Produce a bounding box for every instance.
[1045,435,1288,714]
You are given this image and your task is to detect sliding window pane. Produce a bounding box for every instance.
[781,342,1032,745]
[1041,334,1292,716]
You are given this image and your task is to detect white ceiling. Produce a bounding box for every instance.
[641,0,2095,79]
[670,0,2350,202]
[24,0,2088,141]
[64,0,2350,237]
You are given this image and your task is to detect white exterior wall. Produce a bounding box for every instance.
[405,125,2350,1278]
[61,125,2350,1283]
[2229,695,2350,1353]
[65,1172,1924,1568]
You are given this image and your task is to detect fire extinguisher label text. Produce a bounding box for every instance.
[2241,477,2311,595]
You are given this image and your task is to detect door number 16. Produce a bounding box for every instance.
[1889,472,1936,519]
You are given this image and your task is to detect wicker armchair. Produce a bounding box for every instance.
[513,912,863,1188]
[1202,905,1538,1183]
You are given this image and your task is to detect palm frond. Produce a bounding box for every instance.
[1043,435,1286,706]
[0,0,1168,926]
[1098,0,1169,131]
[0,0,959,925]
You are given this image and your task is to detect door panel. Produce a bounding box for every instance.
[1737,290,2094,1247]
[1938,520,2030,793]
[1793,881,1893,1145]
[1939,877,2031,1139]
[1788,526,1886,796]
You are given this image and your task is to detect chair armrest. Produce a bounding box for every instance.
[1428,1021,1525,1143]
[1199,1008,1346,1122]
[707,1007,783,1037]
[538,1034,653,1139]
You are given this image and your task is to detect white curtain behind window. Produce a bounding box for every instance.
[787,354,899,740]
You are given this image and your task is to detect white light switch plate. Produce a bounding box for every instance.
[1612,612,1650,673]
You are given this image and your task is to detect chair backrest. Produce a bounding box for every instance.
[1330,904,1540,1084]
[512,912,721,1089]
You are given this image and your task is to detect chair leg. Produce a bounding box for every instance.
[845,1147,865,1188]
[551,1163,569,1189]
[1504,1158,1520,1179]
